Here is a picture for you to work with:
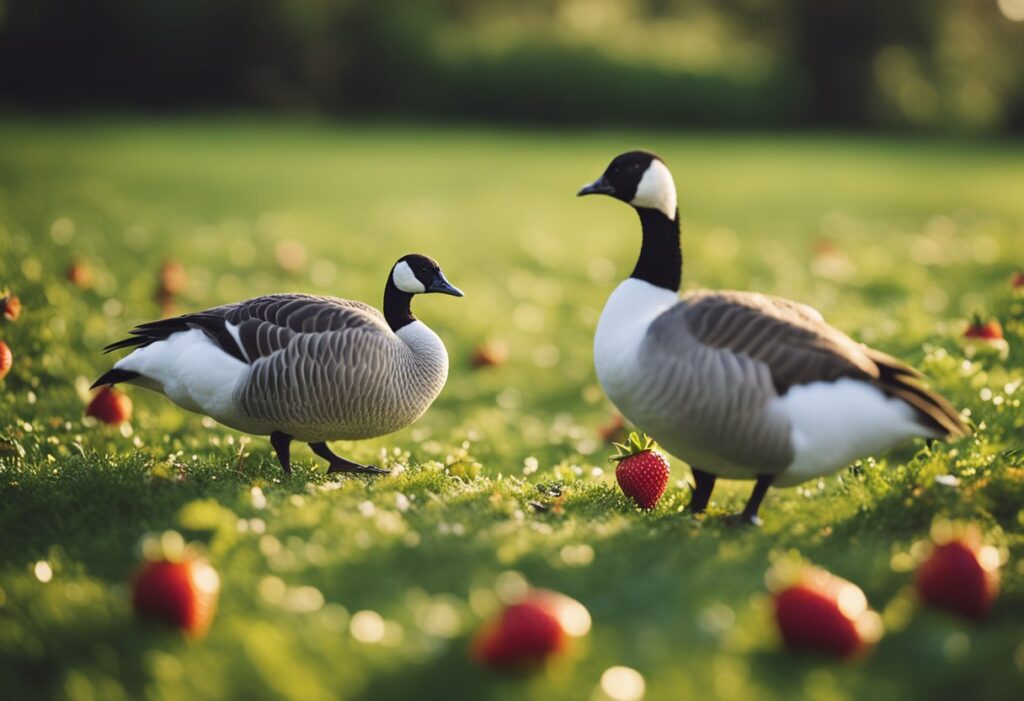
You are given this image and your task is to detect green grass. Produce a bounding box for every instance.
[1,117,1023,701]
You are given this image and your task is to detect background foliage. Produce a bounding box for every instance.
[2,0,1024,132]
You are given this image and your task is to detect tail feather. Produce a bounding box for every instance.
[103,337,149,353]
[863,347,967,439]
[91,368,140,389]
[876,371,968,439]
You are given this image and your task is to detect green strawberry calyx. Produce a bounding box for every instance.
[609,432,657,463]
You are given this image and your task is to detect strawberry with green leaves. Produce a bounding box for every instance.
[610,432,670,509]
[964,313,1004,341]
[962,313,1009,361]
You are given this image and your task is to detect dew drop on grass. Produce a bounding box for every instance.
[350,610,385,644]
[395,493,411,512]
[282,585,324,613]
[494,572,529,604]
[600,666,646,701]
[943,632,970,660]
[34,561,53,583]
[50,217,75,244]
[258,535,281,556]
[560,544,595,567]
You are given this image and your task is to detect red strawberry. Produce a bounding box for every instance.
[0,340,11,382]
[86,386,133,424]
[473,599,565,669]
[1,294,21,322]
[472,589,589,671]
[964,314,1003,341]
[611,432,669,509]
[133,556,220,637]
[916,533,1001,620]
[1012,271,1024,290]
[771,565,882,658]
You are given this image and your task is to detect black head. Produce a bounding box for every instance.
[390,254,463,297]
[577,150,677,219]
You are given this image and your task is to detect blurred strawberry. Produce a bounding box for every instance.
[1,294,21,322]
[133,555,220,637]
[473,599,565,669]
[1012,271,1024,291]
[66,261,94,289]
[770,564,882,658]
[472,589,589,671]
[964,314,1003,341]
[274,239,307,273]
[812,237,843,257]
[611,432,670,509]
[0,340,11,382]
[962,313,1008,360]
[916,529,1001,620]
[158,259,188,296]
[470,340,509,369]
[86,386,133,424]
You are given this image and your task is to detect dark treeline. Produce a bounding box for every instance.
[2,0,1022,132]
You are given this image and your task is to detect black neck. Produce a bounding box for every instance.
[383,283,416,331]
[630,207,682,292]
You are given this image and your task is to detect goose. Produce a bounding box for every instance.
[578,151,968,525]
[92,254,463,475]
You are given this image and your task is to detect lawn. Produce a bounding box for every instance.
[0,117,1022,701]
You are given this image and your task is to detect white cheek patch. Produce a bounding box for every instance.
[392,261,426,293]
[631,159,677,219]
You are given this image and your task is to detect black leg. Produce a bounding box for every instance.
[270,431,293,474]
[688,468,717,513]
[308,442,389,475]
[730,474,774,527]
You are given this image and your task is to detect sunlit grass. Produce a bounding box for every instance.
[0,118,1022,700]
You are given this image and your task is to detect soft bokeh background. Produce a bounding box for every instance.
[2,0,1024,132]
[1,3,1023,701]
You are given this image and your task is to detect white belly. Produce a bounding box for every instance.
[115,329,263,432]
[770,378,935,486]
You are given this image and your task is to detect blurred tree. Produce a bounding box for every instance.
[0,0,1021,132]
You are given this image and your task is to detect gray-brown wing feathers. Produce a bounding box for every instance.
[653,290,967,438]
[677,291,879,392]
[238,323,407,430]
[214,295,420,433]
[216,294,387,363]
[103,293,385,364]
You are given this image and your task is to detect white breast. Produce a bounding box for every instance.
[396,320,449,378]
[594,278,679,413]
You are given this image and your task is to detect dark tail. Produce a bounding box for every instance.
[867,348,970,439]
[91,368,140,390]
